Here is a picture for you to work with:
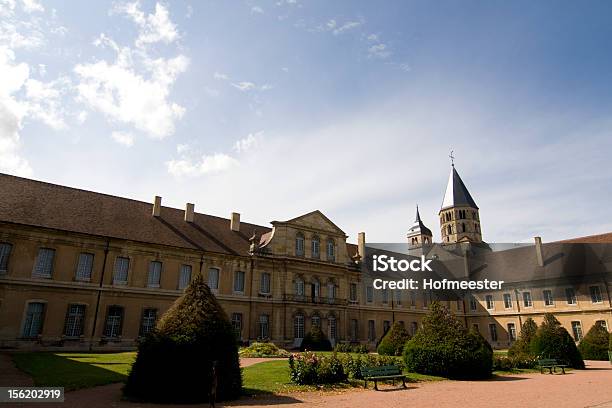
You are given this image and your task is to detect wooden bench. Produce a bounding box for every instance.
[361,365,407,390]
[538,358,567,374]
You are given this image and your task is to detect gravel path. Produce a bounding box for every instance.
[3,355,612,408]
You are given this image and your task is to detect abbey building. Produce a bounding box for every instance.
[0,165,610,350]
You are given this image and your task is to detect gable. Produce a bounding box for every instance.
[284,210,346,235]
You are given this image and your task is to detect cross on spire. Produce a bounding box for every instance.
[449,150,455,167]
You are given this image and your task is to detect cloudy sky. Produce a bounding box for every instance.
[2,0,612,244]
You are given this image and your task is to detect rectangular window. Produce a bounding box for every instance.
[349,283,357,302]
[260,272,271,294]
[32,248,55,278]
[208,267,219,290]
[350,319,358,341]
[469,294,477,311]
[410,291,416,307]
[296,236,304,256]
[411,321,418,336]
[423,292,428,308]
[140,308,157,336]
[147,261,162,288]
[234,271,245,293]
[311,315,320,328]
[382,288,389,304]
[178,264,192,290]
[383,320,391,334]
[396,289,402,306]
[368,320,376,341]
[596,320,608,331]
[75,253,94,281]
[113,257,129,284]
[22,302,45,338]
[329,318,337,340]
[104,306,123,338]
[326,240,335,262]
[489,323,498,342]
[259,314,269,339]
[472,323,479,333]
[566,288,577,305]
[503,293,513,309]
[507,323,516,342]
[543,289,554,306]
[64,304,85,337]
[571,321,583,341]
[231,313,243,338]
[485,294,494,310]
[327,283,336,304]
[312,239,320,259]
[0,242,13,274]
[294,315,305,339]
[590,286,603,303]
[522,291,532,307]
[366,286,373,303]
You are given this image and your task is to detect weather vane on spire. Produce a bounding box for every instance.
[449,150,455,167]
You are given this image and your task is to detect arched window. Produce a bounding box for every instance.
[295,277,305,297]
[311,315,320,328]
[295,232,305,256]
[326,238,335,261]
[311,236,320,259]
[447,225,452,235]
[462,223,466,233]
[327,282,336,304]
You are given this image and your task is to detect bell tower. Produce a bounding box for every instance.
[407,205,433,248]
[439,156,482,244]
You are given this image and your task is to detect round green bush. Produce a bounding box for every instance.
[123,274,242,403]
[300,326,332,351]
[578,322,610,360]
[377,322,411,356]
[240,342,290,358]
[531,313,585,369]
[402,302,492,379]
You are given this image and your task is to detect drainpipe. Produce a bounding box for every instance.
[90,239,110,351]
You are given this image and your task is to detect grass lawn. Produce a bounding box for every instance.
[12,352,136,391]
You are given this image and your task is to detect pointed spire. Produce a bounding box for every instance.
[408,204,432,238]
[415,205,422,223]
[441,165,478,211]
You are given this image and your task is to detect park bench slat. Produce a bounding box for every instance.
[361,365,407,391]
[538,359,567,374]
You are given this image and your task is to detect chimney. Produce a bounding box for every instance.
[534,236,544,267]
[185,203,194,223]
[358,232,366,260]
[230,212,240,232]
[152,196,162,217]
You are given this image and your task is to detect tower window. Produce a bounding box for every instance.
[447,225,452,235]
[462,223,466,233]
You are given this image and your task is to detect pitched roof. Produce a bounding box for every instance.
[0,173,359,258]
[0,173,268,255]
[558,232,612,243]
[440,166,478,211]
[407,206,432,237]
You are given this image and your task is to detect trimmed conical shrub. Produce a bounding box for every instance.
[531,313,584,369]
[124,273,242,403]
[508,318,538,357]
[578,322,610,360]
[300,326,332,351]
[377,322,410,356]
[402,302,492,379]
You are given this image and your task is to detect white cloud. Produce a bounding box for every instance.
[76,110,88,124]
[366,33,378,41]
[75,3,188,139]
[113,1,179,48]
[110,130,134,147]
[231,81,256,91]
[333,21,361,35]
[166,152,239,177]
[368,43,391,59]
[251,6,264,14]
[21,0,43,13]
[233,131,262,153]
[213,71,228,80]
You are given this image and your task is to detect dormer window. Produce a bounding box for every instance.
[311,236,320,259]
[326,238,335,261]
[295,232,305,257]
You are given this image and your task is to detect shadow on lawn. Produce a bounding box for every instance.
[12,352,129,391]
[230,390,303,406]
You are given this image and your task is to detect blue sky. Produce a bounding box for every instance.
[3,0,612,244]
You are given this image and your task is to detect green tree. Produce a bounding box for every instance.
[377,322,411,356]
[508,318,537,357]
[300,326,332,351]
[124,273,242,403]
[403,302,492,379]
[578,322,610,360]
[531,313,585,369]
